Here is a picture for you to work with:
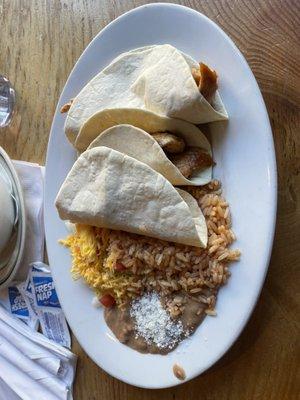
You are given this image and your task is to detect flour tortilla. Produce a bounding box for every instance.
[88,124,212,186]
[176,188,207,247]
[75,108,212,152]
[65,44,227,145]
[55,147,207,248]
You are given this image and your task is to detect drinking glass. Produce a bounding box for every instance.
[0,75,15,128]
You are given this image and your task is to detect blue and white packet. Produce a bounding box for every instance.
[30,262,71,348]
[0,284,39,331]
[17,278,39,319]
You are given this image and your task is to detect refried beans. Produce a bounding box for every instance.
[104,292,207,354]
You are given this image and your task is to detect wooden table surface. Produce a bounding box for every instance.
[1,1,299,399]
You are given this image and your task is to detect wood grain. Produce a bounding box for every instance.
[1,1,299,399]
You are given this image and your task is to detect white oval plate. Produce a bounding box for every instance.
[45,3,277,388]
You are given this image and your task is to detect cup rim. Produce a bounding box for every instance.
[0,172,15,256]
[0,147,26,287]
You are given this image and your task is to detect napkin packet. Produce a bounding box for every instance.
[0,284,39,331]
[0,262,71,348]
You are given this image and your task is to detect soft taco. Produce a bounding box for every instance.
[88,124,213,186]
[64,44,227,145]
[55,146,207,248]
[75,108,212,152]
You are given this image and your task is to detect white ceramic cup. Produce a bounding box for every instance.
[0,174,15,256]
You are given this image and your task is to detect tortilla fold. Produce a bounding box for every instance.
[55,147,207,248]
[75,108,212,153]
[65,44,227,145]
[88,124,212,186]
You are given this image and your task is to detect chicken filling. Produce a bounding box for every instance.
[192,62,218,103]
[150,131,214,178]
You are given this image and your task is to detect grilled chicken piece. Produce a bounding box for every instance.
[192,63,218,103]
[151,131,186,154]
[169,147,214,178]
[60,99,73,113]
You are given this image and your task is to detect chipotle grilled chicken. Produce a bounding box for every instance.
[60,99,74,113]
[151,132,186,154]
[169,147,214,178]
[192,63,218,103]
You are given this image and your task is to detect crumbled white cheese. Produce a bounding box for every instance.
[130,292,185,349]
